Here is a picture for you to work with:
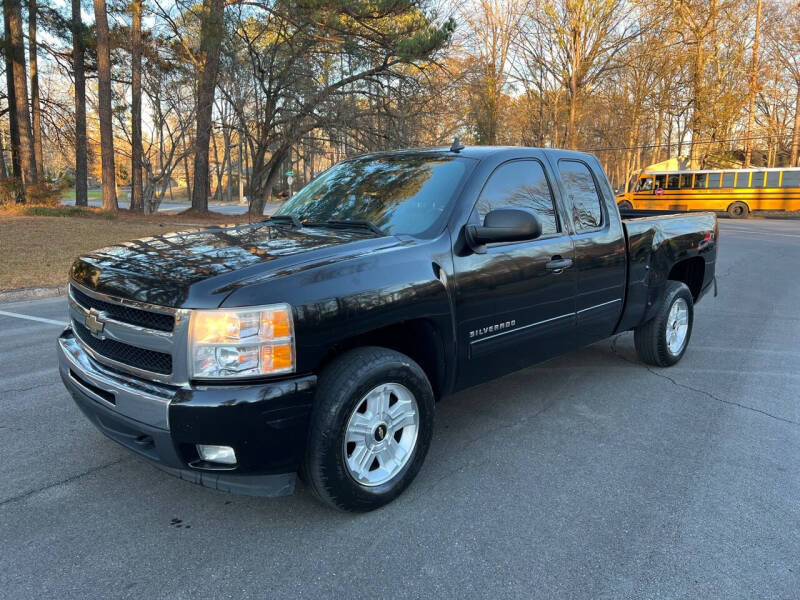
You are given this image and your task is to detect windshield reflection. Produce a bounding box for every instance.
[275,153,471,236]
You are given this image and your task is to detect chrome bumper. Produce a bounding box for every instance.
[57,326,177,430]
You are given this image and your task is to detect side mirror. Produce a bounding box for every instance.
[465,208,542,252]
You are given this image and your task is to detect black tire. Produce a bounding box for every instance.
[618,200,633,211]
[727,201,750,219]
[633,281,694,367]
[304,347,434,512]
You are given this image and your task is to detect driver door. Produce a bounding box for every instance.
[452,158,577,390]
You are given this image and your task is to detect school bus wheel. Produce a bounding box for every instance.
[618,200,633,211]
[726,201,750,219]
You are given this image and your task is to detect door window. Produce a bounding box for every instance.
[558,160,603,231]
[475,160,559,236]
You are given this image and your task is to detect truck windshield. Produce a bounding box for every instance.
[274,154,472,237]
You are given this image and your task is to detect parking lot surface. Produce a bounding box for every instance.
[1,219,798,599]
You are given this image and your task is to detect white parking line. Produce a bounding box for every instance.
[0,310,66,326]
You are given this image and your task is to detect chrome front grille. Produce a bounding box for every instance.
[68,282,190,384]
[70,285,175,332]
[73,320,173,374]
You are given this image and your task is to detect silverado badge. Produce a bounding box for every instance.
[85,309,106,338]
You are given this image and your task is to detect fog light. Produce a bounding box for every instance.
[196,444,237,465]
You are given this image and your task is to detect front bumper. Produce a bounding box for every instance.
[57,327,316,497]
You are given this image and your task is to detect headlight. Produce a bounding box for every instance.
[188,304,295,378]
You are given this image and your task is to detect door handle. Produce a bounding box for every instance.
[546,257,573,273]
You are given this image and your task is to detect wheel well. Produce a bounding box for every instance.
[317,319,447,399]
[668,257,705,300]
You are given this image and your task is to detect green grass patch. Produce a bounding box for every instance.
[21,205,117,219]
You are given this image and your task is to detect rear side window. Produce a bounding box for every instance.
[707,173,721,188]
[751,172,765,187]
[475,160,559,236]
[694,173,707,188]
[558,160,603,231]
[722,172,735,187]
[736,173,750,188]
[782,171,800,188]
[766,171,781,187]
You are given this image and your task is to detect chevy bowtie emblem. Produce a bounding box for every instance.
[85,309,106,338]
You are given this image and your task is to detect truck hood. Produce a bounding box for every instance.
[69,222,403,308]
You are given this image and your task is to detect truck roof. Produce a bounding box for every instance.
[356,145,597,163]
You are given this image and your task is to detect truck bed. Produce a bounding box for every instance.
[616,210,718,333]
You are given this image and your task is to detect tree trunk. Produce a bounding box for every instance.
[93,0,118,211]
[3,12,21,181]
[190,0,225,213]
[791,82,800,167]
[29,0,43,178]
[5,0,37,193]
[248,147,287,216]
[743,0,762,167]
[0,128,7,178]
[72,0,88,206]
[130,0,144,211]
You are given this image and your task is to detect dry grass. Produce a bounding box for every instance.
[0,209,249,291]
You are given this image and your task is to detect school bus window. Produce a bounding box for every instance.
[751,172,765,187]
[736,172,750,188]
[668,174,680,189]
[707,173,721,188]
[680,174,693,188]
[722,172,735,187]
[766,171,780,187]
[636,178,653,192]
[694,173,707,188]
[782,171,800,188]
[655,174,666,189]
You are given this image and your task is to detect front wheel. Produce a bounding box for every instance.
[304,347,434,511]
[617,200,633,211]
[634,281,694,367]
[727,201,750,219]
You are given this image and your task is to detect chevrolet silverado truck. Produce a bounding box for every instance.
[58,145,718,511]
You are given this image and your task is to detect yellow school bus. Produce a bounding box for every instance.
[617,167,800,218]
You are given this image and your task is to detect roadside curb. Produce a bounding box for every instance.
[0,285,67,304]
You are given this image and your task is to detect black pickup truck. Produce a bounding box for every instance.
[57,145,718,511]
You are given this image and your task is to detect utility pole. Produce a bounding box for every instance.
[744,0,763,168]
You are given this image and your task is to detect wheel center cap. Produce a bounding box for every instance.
[374,423,387,442]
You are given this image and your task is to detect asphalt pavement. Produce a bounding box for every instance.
[1,219,798,599]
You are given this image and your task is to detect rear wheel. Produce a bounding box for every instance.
[727,201,750,219]
[304,347,434,511]
[634,281,694,367]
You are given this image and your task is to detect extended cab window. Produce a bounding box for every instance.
[558,160,603,231]
[475,160,559,236]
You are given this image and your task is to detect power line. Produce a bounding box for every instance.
[580,133,791,153]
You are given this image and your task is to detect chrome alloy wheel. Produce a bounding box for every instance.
[343,383,419,487]
[666,297,689,355]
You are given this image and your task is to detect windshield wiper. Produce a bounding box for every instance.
[304,219,385,236]
[265,214,303,228]
[322,219,385,236]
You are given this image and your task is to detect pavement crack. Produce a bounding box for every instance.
[1,381,60,395]
[0,457,129,508]
[610,334,799,427]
